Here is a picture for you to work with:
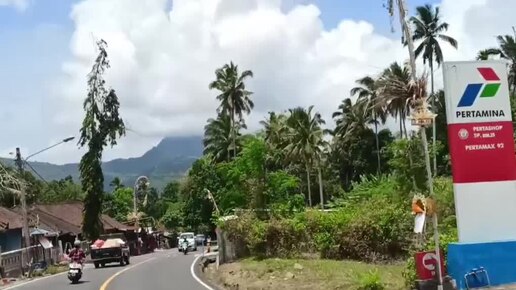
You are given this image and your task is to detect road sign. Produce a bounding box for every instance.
[443,60,516,243]
[415,250,446,280]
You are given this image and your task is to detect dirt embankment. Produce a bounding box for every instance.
[200,258,405,290]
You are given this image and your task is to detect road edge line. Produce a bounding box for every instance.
[190,255,215,290]
[2,271,68,290]
[99,257,156,290]
[2,264,96,290]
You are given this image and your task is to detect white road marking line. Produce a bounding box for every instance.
[99,257,156,290]
[190,255,214,290]
[3,264,96,290]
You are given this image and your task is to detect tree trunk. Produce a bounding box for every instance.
[408,147,418,190]
[421,127,434,196]
[317,165,324,209]
[402,113,408,139]
[430,60,437,176]
[305,163,312,207]
[399,114,403,139]
[374,112,381,175]
[231,108,237,159]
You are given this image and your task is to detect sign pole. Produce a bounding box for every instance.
[433,213,444,290]
[410,100,443,289]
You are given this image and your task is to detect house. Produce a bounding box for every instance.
[14,202,135,250]
[0,207,23,252]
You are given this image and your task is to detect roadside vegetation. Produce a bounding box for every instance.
[205,258,405,290]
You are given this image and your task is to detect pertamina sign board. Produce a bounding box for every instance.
[443,61,516,243]
[444,62,516,183]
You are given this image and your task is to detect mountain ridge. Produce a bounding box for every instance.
[0,136,203,190]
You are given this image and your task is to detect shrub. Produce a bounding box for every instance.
[222,195,412,261]
[402,256,417,289]
[221,176,455,266]
[356,269,385,290]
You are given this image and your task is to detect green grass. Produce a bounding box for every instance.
[215,258,405,290]
[44,265,68,276]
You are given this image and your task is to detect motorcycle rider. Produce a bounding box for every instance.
[69,240,86,264]
[181,236,189,251]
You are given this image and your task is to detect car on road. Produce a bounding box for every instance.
[177,232,196,252]
[195,234,205,246]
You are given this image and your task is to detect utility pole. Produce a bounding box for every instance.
[15,148,31,268]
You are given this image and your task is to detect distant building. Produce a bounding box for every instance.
[0,207,23,252]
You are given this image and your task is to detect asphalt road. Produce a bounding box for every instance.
[4,249,207,290]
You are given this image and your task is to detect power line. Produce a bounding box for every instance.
[23,160,49,185]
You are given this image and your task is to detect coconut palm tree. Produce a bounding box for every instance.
[260,112,287,149]
[476,48,502,61]
[351,76,387,174]
[109,177,124,191]
[260,112,289,170]
[333,99,372,140]
[377,62,412,138]
[385,0,436,212]
[410,4,457,175]
[209,62,254,158]
[477,33,516,95]
[203,114,245,163]
[285,106,326,207]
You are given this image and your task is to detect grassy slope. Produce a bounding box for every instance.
[205,258,405,290]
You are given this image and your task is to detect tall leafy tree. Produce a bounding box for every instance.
[260,112,288,170]
[331,99,389,188]
[285,106,326,207]
[410,4,457,174]
[203,114,245,162]
[79,39,125,240]
[377,62,412,138]
[109,177,124,191]
[476,48,502,61]
[103,187,133,222]
[351,76,387,174]
[209,62,254,158]
[385,0,436,200]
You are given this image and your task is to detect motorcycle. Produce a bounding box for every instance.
[181,241,188,255]
[67,261,83,284]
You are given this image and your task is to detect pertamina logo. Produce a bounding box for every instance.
[456,67,505,118]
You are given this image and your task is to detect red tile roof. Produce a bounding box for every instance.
[0,207,23,229]
[14,202,134,235]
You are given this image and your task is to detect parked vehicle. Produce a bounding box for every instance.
[67,261,83,284]
[91,238,130,268]
[177,232,196,252]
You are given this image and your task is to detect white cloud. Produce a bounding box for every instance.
[25,0,516,164]
[0,0,29,11]
[47,0,406,163]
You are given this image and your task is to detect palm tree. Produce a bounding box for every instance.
[351,76,387,174]
[410,4,457,175]
[260,112,287,149]
[209,62,254,159]
[477,33,516,95]
[260,112,288,169]
[333,98,372,140]
[109,177,124,191]
[385,1,436,217]
[476,48,502,61]
[285,106,326,207]
[203,114,245,163]
[377,62,412,138]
